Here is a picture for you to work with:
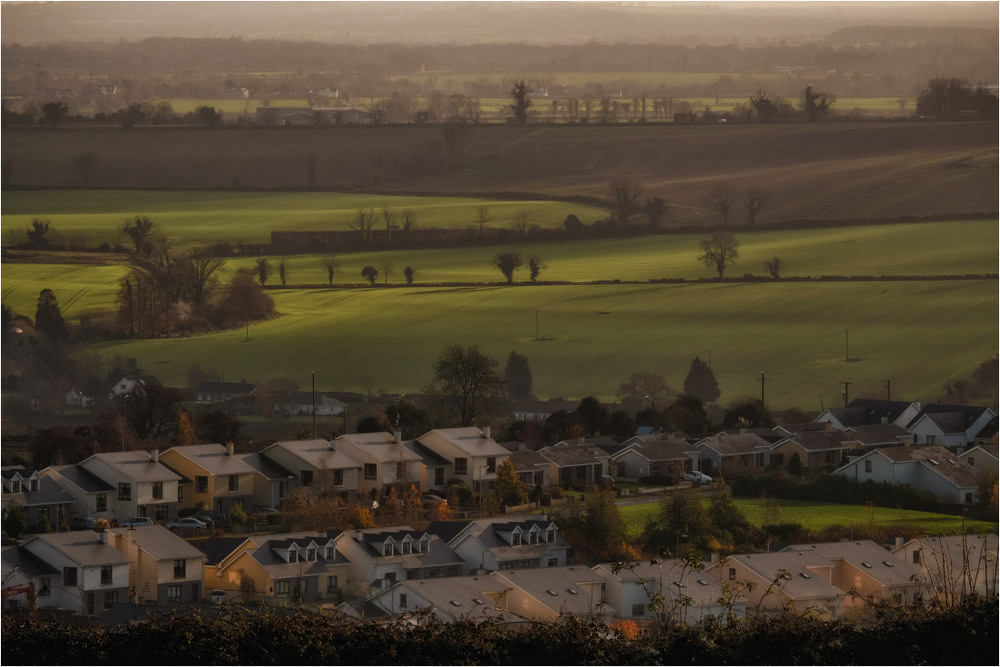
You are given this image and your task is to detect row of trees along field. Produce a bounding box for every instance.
[6,78,997,129]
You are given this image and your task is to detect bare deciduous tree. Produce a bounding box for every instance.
[706,185,738,226]
[609,177,642,224]
[744,187,767,225]
[349,207,376,243]
[699,232,740,279]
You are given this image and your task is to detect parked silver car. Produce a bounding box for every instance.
[681,470,712,485]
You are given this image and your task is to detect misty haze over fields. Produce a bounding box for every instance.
[3,1,996,46]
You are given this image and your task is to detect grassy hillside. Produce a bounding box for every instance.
[3,122,995,223]
[69,279,995,408]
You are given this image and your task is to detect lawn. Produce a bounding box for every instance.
[619,496,998,539]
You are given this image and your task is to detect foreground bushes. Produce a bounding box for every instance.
[3,596,996,665]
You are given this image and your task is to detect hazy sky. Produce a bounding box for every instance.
[3,1,997,46]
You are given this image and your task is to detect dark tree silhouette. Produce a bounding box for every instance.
[494,251,522,284]
[698,232,740,279]
[609,177,642,224]
[361,265,379,286]
[505,351,533,401]
[510,80,531,125]
[35,288,68,343]
[743,187,766,225]
[683,357,720,404]
[429,343,505,427]
[120,215,159,256]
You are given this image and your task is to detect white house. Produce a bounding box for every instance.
[76,450,183,524]
[416,427,510,493]
[833,446,982,504]
[427,516,570,573]
[592,559,744,624]
[332,431,423,497]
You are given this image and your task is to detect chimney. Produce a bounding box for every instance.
[483,425,491,440]
[226,441,234,457]
[99,530,109,544]
[393,430,402,444]
[150,449,158,463]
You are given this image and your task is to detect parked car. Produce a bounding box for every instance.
[165,517,208,532]
[681,470,712,485]
[196,511,225,525]
[69,516,96,530]
[121,517,153,527]
[210,589,227,605]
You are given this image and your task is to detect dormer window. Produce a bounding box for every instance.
[11,481,20,493]
[546,528,555,543]
[419,538,429,554]
[511,533,521,546]
[307,548,316,561]
[383,542,394,557]
[401,541,412,555]
[29,479,38,492]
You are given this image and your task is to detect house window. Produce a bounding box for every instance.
[401,541,412,555]
[288,550,298,564]
[327,576,338,594]
[229,475,239,492]
[101,566,113,585]
[118,483,132,501]
[729,568,737,581]
[333,469,344,486]
[965,493,974,503]
[546,529,555,543]
[63,567,77,586]
[152,482,163,500]
[383,542,394,557]
[396,462,405,479]
[435,468,444,486]
[511,533,522,546]
[38,578,50,596]
[364,464,377,480]
[927,435,936,445]
[967,457,975,467]
[167,584,182,602]
[399,593,408,608]
[104,591,117,610]
[278,480,288,499]
[11,480,20,493]
[486,457,496,473]
[631,603,645,617]
[528,531,538,545]
[30,478,39,492]
[419,538,429,554]
[177,486,183,503]
[195,476,208,493]
[96,494,107,512]
[307,548,316,562]
[275,581,290,596]
[301,470,313,487]
[455,458,468,474]
[174,559,186,578]
[913,551,921,564]
[864,461,872,473]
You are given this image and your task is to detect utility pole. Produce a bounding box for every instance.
[842,381,852,407]
[845,329,849,361]
[311,372,317,439]
[884,379,891,401]
[758,371,766,427]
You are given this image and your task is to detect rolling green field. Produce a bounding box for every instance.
[60,279,995,407]
[1,191,607,250]
[619,496,998,539]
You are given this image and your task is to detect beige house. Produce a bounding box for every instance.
[160,443,257,516]
[106,525,206,604]
[203,532,349,604]
[892,533,998,601]
[416,427,510,493]
[491,565,611,623]
[258,439,361,501]
[332,431,423,497]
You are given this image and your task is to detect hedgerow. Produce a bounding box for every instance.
[2,596,995,665]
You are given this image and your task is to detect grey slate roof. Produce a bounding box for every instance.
[46,464,115,493]
[108,525,207,561]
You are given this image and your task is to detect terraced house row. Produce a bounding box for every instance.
[3,519,995,625]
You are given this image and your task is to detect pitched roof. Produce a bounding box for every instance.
[261,439,359,470]
[492,566,607,616]
[872,446,982,487]
[163,443,257,476]
[695,431,773,455]
[1,544,60,577]
[780,430,856,452]
[783,540,920,588]
[595,559,732,608]
[81,450,182,483]
[335,432,423,463]
[827,399,918,427]
[506,449,550,473]
[844,423,911,446]
[24,531,132,567]
[393,576,523,623]
[45,464,115,493]
[241,452,297,480]
[619,437,696,462]
[723,551,845,601]
[418,428,510,457]
[537,443,609,467]
[108,525,207,561]
[908,404,993,432]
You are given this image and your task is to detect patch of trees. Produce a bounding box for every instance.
[2,597,994,665]
[916,78,999,120]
